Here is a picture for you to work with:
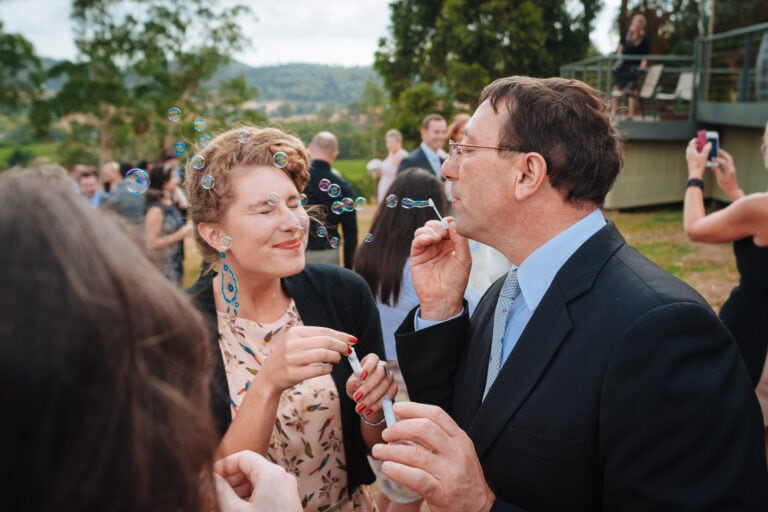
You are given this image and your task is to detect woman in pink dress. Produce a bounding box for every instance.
[375,129,409,203]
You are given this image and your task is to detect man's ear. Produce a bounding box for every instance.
[514,152,548,201]
[197,222,225,252]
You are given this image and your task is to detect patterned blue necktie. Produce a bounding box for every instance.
[483,269,520,399]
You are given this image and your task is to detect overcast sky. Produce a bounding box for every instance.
[0,0,620,67]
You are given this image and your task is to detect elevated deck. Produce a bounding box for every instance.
[561,22,768,209]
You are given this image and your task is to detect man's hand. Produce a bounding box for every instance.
[410,218,471,320]
[371,402,495,512]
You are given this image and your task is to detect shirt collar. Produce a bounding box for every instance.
[517,209,606,312]
[420,142,439,160]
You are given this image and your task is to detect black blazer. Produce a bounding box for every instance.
[188,264,385,496]
[396,222,768,511]
[397,146,443,178]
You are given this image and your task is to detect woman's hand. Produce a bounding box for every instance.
[214,450,302,512]
[685,138,709,180]
[257,326,355,397]
[712,148,745,201]
[345,352,396,423]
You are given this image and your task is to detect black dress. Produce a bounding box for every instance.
[719,237,768,385]
[614,32,649,90]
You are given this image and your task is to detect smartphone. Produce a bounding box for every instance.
[705,131,719,167]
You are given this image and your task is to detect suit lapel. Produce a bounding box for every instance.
[466,223,626,459]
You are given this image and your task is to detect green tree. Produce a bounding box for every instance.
[374,0,601,133]
[0,21,43,112]
[43,0,252,164]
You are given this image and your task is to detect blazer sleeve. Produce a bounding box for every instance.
[600,301,768,509]
[394,305,470,413]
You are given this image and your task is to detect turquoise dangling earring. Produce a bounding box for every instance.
[219,235,239,317]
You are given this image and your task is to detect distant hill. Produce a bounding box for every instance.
[212,62,378,106]
[39,57,377,109]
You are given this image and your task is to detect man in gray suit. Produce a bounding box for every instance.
[371,76,768,511]
[397,113,448,178]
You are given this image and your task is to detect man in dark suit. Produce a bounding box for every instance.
[371,76,768,511]
[304,131,358,269]
[397,113,447,178]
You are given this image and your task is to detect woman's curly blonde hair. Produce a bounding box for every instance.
[184,126,310,262]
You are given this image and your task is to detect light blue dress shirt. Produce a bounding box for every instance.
[498,209,605,363]
[415,209,606,367]
[420,142,442,175]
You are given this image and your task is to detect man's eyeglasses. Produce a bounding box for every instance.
[448,140,525,159]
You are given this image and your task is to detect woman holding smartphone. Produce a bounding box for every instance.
[683,126,768,462]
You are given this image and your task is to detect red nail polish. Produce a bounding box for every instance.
[365,408,373,416]
[353,391,364,402]
[347,346,353,355]
[349,336,358,345]
[356,403,366,413]
[360,370,368,381]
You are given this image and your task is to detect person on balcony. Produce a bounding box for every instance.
[610,14,649,120]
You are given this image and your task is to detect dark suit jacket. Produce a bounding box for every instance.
[396,222,768,511]
[397,146,443,178]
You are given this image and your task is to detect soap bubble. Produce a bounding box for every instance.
[273,151,288,168]
[193,118,206,132]
[296,215,310,230]
[266,191,279,206]
[174,141,187,156]
[317,226,328,238]
[300,193,308,206]
[327,183,341,198]
[342,197,354,212]
[364,233,374,243]
[191,155,205,170]
[237,129,250,144]
[354,197,367,211]
[125,168,150,194]
[201,175,215,190]
[331,201,345,215]
[199,133,212,147]
[401,197,416,209]
[167,107,182,122]
[329,236,340,249]
[385,194,398,208]
[319,178,331,192]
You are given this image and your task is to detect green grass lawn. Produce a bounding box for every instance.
[0,143,58,168]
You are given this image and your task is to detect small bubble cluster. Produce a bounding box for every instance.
[125,168,150,194]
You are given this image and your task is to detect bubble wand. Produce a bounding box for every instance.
[427,198,449,230]
[348,346,396,428]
